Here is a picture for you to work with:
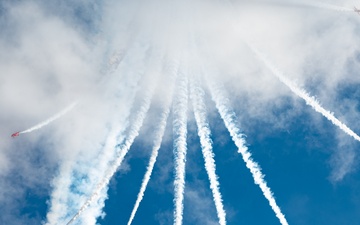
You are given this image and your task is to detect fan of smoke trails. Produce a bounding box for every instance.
[127,59,179,225]
[46,65,144,225]
[62,48,162,225]
[206,75,289,225]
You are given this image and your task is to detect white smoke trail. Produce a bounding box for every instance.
[46,79,140,225]
[65,66,160,225]
[45,39,154,225]
[173,71,188,225]
[207,78,289,225]
[248,44,360,143]
[190,76,227,225]
[126,103,170,225]
[19,102,77,134]
[127,64,178,225]
[65,98,152,224]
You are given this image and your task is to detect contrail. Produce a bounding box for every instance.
[127,64,178,225]
[65,67,159,225]
[19,102,77,134]
[190,75,226,225]
[248,44,360,143]
[173,71,188,225]
[207,78,289,225]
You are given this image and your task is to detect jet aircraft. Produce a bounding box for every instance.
[11,132,20,138]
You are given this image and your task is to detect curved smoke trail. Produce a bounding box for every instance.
[190,75,227,225]
[173,71,188,225]
[207,78,289,225]
[249,44,360,143]
[127,63,178,225]
[20,102,77,134]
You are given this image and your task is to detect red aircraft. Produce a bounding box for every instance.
[355,7,360,14]
[11,132,20,138]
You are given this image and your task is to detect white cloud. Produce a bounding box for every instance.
[1,0,360,224]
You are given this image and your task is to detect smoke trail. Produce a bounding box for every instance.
[127,65,178,225]
[65,97,152,224]
[207,78,289,225]
[248,44,360,143]
[45,38,155,225]
[126,101,170,225]
[19,102,77,134]
[65,66,160,225]
[173,71,188,225]
[190,75,226,225]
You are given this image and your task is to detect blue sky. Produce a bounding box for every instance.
[1,0,360,225]
[95,89,360,225]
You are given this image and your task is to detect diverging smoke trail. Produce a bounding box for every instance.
[126,112,169,225]
[173,71,188,225]
[20,102,77,134]
[190,76,226,225]
[207,78,289,225]
[248,44,360,143]
[65,69,159,225]
[127,64,178,225]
